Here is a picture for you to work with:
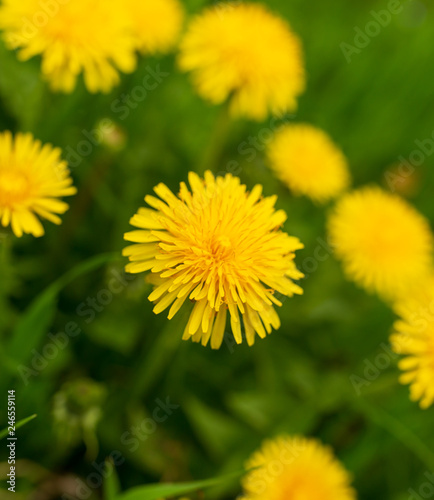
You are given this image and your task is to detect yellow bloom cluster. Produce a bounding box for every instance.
[0,0,184,93]
[327,184,434,409]
[1,0,431,479]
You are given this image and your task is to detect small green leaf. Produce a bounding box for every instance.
[0,414,37,440]
[7,253,119,368]
[115,470,243,500]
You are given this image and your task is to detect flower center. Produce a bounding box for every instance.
[208,234,234,262]
[0,169,32,207]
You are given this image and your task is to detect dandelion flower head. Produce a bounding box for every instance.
[241,435,356,500]
[328,186,433,300]
[267,124,350,203]
[0,131,76,237]
[178,2,305,121]
[0,0,137,93]
[123,171,304,349]
[391,277,434,408]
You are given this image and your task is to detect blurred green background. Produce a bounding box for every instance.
[1,0,434,499]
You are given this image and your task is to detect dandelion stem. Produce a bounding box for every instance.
[51,158,111,265]
[353,397,434,470]
[0,233,14,338]
[197,103,231,175]
[126,310,189,401]
[0,231,11,271]
[83,427,99,462]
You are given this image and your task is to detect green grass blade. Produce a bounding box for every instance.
[104,459,122,500]
[116,470,243,500]
[7,252,119,368]
[0,414,37,440]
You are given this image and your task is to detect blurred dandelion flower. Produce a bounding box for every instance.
[0,131,76,238]
[328,186,433,300]
[391,278,434,408]
[0,0,136,93]
[123,171,303,349]
[267,124,350,203]
[241,435,356,500]
[126,0,184,55]
[178,3,305,121]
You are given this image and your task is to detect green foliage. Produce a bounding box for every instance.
[6,253,119,368]
[0,1,433,499]
[112,470,243,500]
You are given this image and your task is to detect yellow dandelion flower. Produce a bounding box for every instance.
[241,435,356,500]
[178,3,305,121]
[390,278,434,408]
[328,186,433,300]
[0,131,76,238]
[125,0,184,55]
[0,0,136,93]
[267,124,350,203]
[123,171,303,349]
